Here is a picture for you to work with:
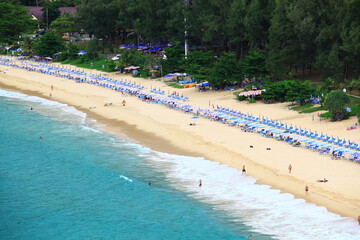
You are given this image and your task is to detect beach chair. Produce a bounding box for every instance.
[319,148,330,154]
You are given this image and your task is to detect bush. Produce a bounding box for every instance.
[323,90,350,121]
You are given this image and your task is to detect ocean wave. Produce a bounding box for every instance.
[119,175,133,182]
[0,88,86,124]
[143,151,360,240]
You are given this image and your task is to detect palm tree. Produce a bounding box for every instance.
[21,37,34,56]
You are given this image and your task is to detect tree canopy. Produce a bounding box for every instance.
[33,32,65,57]
[0,2,37,43]
[323,90,350,121]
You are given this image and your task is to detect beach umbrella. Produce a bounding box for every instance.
[77,50,87,55]
[124,66,140,70]
[191,116,199,125]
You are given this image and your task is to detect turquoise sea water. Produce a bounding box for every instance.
[1,89,360,240]
[0,90,269,240]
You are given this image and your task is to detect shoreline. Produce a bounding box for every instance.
[1,59,359,221]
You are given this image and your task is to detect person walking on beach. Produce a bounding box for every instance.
[51,85,53,91]
[199,179,202,187]
[305,185,309,195]
[242,165,246,175]
[288,164,292,173]
[122,100,126,106]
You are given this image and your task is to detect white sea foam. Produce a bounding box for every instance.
[119,175,133,182]
[0,89,86,124]
[140,151,360,240]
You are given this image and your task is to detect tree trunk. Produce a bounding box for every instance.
[344,60,348,80]
[302,64,305,78]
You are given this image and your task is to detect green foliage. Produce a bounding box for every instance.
[161,43,184,73]
[114,49,148,69]
[208,52,242,88]
[261,80,317,104]
[56,43,79,61]
[33,32,65,57]
[241,50,268,78]
[248,98,256,104]
[85,38,102,59]
[20,37,35,56]
[181,50,214,81]
[323,90,350,121]
[0,2,38,44]
[50,13,76,34]
[42,1,64,25]
[77,0,118,39]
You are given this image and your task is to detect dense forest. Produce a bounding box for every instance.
[78,0,360,82]
[4,0,360,82]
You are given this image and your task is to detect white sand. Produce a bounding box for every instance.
[1,58,359,220]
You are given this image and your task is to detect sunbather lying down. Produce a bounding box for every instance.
[317,178,328,183]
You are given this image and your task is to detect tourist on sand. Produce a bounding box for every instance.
[242,165,246,175]
[288,164,292,173]
[199,179,202,187]
[317,178,328,183]
[122,100,126,106]
[305,185,309,195]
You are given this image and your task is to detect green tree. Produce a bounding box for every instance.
[42,0,64,27]
[161,43,184,73]
[20,37,35,56]
[323,90,350,121]
[226,0,247,56]
[85,37,101,59]
[0,2,37,44]
[208,52,242,88]
[339,0,360,79]
[50,13,76,34]
[261,80,317,104]
[181,50,214,81]
[33,32,65,57]
[77,0,118,40]
[241,50,268,79]
[114,49,147,69]
[243,0,273,49]
[266,0,297,78]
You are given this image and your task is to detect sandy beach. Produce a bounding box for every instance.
[1,58,359,221]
